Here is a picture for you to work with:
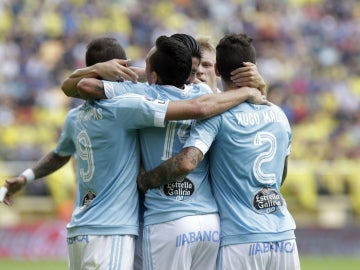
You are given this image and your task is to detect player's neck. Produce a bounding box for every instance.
[221,80,236,92]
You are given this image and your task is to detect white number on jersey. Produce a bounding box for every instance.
[77,130,95,182]
[253,131,276,184]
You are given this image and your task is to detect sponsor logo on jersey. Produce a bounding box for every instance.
[248,241,295,256]
[67,235,90,245]
[162,177,195,201]
[252,187,283,214]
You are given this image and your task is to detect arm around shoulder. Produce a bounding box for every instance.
[61,65,100,98]
[165,87,266,121]
[76,78,107,99]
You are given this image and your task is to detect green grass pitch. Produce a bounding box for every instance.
[0,256,359,269]
[0,259,67,270]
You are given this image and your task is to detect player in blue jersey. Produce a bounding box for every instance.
[66,35,268,270]
[2,35,266,270]
[137,33,202,270]
[1,37,145,270]
[138,33,300,270]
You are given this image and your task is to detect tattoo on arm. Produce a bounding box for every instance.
[140,147,202,190]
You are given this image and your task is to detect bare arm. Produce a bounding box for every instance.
[137,147,203,193]
[129,66,147,82]
[165,87,268,121]
[281,156,288,186]
[76,78,105,99]
[230,62,267,95]
[61,59,138,98]
[31,151,72,179]
[77,79,269,121]
[2,151,71,206]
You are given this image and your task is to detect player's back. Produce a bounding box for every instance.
[140,83,218,226]
[55,95,168,237]
[209,102,296,245]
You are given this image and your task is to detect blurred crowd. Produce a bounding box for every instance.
[0,0,360,215]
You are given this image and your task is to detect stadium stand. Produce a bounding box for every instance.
[0,0,360,227]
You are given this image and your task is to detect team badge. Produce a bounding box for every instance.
[82,190,97,207]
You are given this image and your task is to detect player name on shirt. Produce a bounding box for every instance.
[235,110,284,126]
[76,105,103,122]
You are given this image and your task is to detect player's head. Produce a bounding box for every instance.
[146,35,192,88]
[216,33,256,85]
[171,33,201,84]
[85,37,127,67]
[196,35,219,92]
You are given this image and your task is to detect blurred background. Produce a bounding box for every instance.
[0,0,359,265]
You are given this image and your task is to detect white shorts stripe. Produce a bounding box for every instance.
[67,235,135,270]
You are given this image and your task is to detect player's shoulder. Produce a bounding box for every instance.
[103,93,145,104]
[66,104,82,117]
[186,82,212,95]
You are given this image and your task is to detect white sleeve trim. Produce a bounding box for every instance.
[103,81,115,98]
[154,111,166,127]
[190,141,210,156]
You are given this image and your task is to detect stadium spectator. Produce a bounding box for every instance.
[1,0,360,226]
[138,33,300,270]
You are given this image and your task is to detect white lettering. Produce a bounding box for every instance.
[235,113,260,126]
[263,111,282,123]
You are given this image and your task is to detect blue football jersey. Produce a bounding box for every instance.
[55,94,169,237]
[103,80,219,226]
[140,84,220,225]
[185,102,296,245]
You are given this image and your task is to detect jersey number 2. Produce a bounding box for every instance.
[253,131,276,184]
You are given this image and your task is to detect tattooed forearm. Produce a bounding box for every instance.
[183,147,202,167]
[139,147,202,191]
[32,151,71,179]
[95,81,104,92]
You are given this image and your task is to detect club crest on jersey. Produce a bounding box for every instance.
[252,187,284,214]
[162,177,195,201]
[82,190,97,207]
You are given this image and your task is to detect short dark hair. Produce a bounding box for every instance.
[85,37,127,67]
[216,33,256,82]
[150,35,192,87]
[171,33,201,61]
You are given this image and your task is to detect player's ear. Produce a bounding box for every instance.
[214,63,221,76]
[152,71,160,84]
